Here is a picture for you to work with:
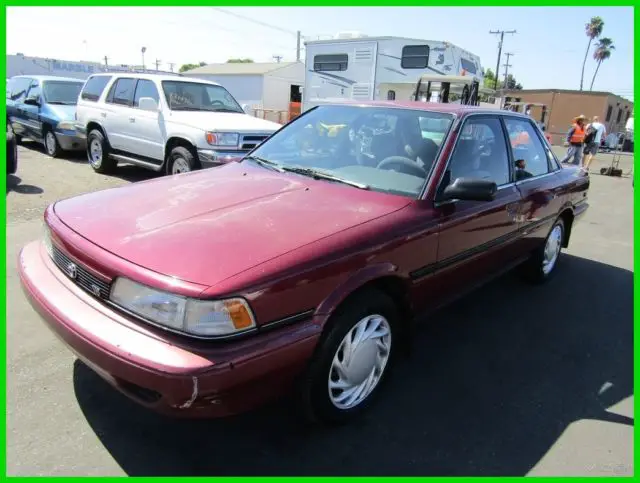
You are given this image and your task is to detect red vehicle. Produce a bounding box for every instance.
[19,101,589,424]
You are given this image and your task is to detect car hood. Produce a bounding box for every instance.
[45,104,76,122]
[53,163,409,287]
[166,111,281,133]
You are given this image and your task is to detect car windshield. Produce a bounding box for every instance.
[247,105,455,198]
[161,81,243,113]
[42,81,83,105]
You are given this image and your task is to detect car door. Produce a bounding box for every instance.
[428,114,523,306]
[102,77,137,152]
[8,77,32,138]
[504,116,566,254]
[125,79,164,162]
[22,80,44,142]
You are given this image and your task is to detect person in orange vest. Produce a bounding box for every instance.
[559,114,587,166]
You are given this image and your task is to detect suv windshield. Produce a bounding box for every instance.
[248,105,455,198]
[42,81,84,105]
[161,81,243,113]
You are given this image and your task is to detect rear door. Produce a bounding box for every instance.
[125,79,164,161]
[7,77,32,137]
[504,115,566,254]
[428,114,522,305]
[102,77,137,152]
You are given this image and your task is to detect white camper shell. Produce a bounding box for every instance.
[302,36,484,111]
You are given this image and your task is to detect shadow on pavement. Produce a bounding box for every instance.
[6,174,44,195]
[109,165,161,184]
[20,139,87,164]
[73,254,633,476]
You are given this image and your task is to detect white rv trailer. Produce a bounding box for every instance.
[302,35,484,111]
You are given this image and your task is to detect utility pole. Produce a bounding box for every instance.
[273,55,283,63]
[141,47,146,72]
[502,52,514,89]
[489,29,516,91]
[155,59,161,71]
[296,31,302,62]
[103,56,109,68]
[168,62,175,72]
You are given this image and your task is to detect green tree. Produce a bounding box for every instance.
[580,16,604,91]
[179,61,206,73]
[590,37,615,91]
[483,68,522,90]
[226,58,254,63]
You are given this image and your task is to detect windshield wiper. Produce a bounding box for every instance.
[244,155,285,172]
[212,108,243,113]
[47,101,75,105]
[281,166,369,189]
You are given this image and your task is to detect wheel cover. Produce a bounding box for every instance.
[89,139,102,167]
[328,314,392,410]
[542,224,563,275]
[45,132,57,155]
[172,157,190,174]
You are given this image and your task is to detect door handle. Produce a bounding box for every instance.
[100,112,107,118]
[129,117,135,123]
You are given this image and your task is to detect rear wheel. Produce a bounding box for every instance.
[521,217,565,283]
[7,130,18,174]
[87,129,117,174]
[297,288,399,425]
[7,122,21,144]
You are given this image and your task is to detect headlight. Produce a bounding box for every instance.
[205,132,239,147]
[43,224,53,258]
[110,277,256,337]
[57,121,76,131]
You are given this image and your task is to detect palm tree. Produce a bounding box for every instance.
[580,16,604,91]
[590,37,615,91]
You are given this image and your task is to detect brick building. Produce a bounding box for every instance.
[502,88,633,145]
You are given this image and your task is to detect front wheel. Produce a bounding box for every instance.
[297,289,399,425]
[44,129,61,158]
[167,146,198,175]
[521,218,565,283]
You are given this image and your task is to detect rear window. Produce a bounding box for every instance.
[81,75,112,102]
[460,58,477,75]
[401,45,430,69]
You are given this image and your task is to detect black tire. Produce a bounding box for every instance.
[297,288,399,425]
[86,129,117,174]
[43,127,61,158]
[7,130,18,174]
[167,146,199,175]
[7,122,21,144]
[520,217,565,284]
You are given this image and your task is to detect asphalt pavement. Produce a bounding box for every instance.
[6,140,634,476]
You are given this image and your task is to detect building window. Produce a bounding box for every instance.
[616,109,623,123]
[460,58,477,75]
[387,90,396,100]
[401,45,430,69]
[605,105,613,122]
[313,54,348,72]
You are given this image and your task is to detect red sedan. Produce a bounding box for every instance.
[19,101,589,424]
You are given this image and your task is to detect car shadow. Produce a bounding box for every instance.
[73,254,633,476]
[110,165,162,184]
[6,174,44,195]
[19,139,87,164]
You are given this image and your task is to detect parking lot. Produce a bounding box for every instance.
[6,140,634,476]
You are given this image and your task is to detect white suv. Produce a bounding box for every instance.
[75,73,282,175]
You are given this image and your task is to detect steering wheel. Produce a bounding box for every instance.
[377,156,427,177]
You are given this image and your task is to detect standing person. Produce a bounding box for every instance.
[560,115,587,167]
[583,115,607,171]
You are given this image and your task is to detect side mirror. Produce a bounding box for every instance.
[138,97,159,112]
[442,177,497,202]
[241,103,252,115]
[24,96,40,106]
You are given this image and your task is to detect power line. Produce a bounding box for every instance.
[502,52,513,89]
[489,29,516,91]
[212,7,297,36]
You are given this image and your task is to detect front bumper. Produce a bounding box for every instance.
[55,130,86,151]
[197,149,247,169]
[18,241,320,418]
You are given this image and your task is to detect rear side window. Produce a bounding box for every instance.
[133,79,160,107]
[106,78,136,106]
[313,54,348,72]
[81,75,112,102]
[401,45,429,69]
[9,77,32,102]
[460,58,477,75]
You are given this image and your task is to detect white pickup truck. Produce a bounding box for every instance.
[75,73,282,175]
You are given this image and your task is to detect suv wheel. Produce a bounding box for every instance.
[168,146,198,175]
[87,130,116,173]
[297,288,398,425]
[44,129,61,158]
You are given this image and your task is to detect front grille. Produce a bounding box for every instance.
[240,134,269,151]
[51,245,111,300]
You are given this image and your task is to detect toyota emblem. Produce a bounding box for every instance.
[66,262,77,279]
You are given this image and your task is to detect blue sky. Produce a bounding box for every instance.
[6,7,633,100]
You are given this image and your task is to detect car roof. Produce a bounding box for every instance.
[319,100,530,118]
[11,75,84,83]
[88,72,222,87]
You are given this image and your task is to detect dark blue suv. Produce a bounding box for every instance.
[6,75,85,157]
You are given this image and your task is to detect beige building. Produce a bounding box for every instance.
[502,89,633,145]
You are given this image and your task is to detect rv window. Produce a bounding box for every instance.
[313,54,348,72]
[460,58,477,75]
[387,90,396,101]
[401,45,429,69]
